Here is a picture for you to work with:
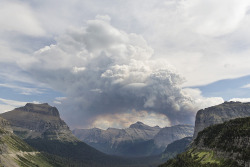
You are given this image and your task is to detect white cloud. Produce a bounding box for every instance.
[53,97,67,105]
[0,83,43,95]
[229,98,250,102]
[182,88,224,110]
[2,0,250,87]
[72,67,86,73]
[183,0,250,37]
[0,98,27,113]
[241,84,250,88]
[0,1,45,36]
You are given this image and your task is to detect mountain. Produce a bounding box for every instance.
[1,103,162,167]
[0,117,59,167]
[159,117,250,167]
[153,125,194,149]
[73,122,194,157]
[161,137,192,161]
[0,103,78,141]
[73,121,161,157]
[193,101,250,139]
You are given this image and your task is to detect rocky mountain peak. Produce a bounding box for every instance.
[18,103,60,117]
[129,121,151,129]
[0,103,78,141]
[154,124,194,148]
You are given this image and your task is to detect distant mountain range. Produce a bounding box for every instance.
[73,121,194,157]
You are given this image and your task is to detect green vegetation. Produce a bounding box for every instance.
[159,149,240,167]
[2,134,35,152]
[194,117,250,162]
[160,117,250,167]
[15,153,55,167]
[161,137,192,160]
[25,138,162,167]
[0,127,56,167]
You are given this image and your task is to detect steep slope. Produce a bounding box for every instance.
[0,117,57,167]
[73,121,161,157]
[161,137,192,161]
[153,125,194,149]
[160,117,250,167]
[193,101,250,139]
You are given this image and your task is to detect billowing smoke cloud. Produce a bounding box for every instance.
[27,16,223,128]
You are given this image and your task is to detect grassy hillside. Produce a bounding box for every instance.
[0,126,58,167]
[159,117,250,167]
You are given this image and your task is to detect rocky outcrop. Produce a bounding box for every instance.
[153,125,194,149]
[0,103,78,141]
[0,117,12,132]
[193,101,250,139]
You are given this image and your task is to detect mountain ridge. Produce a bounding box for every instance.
[73,122,194,157]
[193,101,250,139]
[0,103,78,141]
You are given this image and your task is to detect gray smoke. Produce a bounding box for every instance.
[27,16,223,128]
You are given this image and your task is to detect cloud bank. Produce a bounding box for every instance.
[25,17,223,128]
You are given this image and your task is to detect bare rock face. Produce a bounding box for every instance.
[0,103,78,142]
[153,124,194,149]
[0,117,13,133]
[193,101,250,139]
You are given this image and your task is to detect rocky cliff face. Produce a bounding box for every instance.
[0,117,12,132]
[193,101,250,139]
[0,103,78,141]
[153,125,194,149]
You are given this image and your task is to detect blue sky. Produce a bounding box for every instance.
[1,0,250,129]
[195,75,250,101]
